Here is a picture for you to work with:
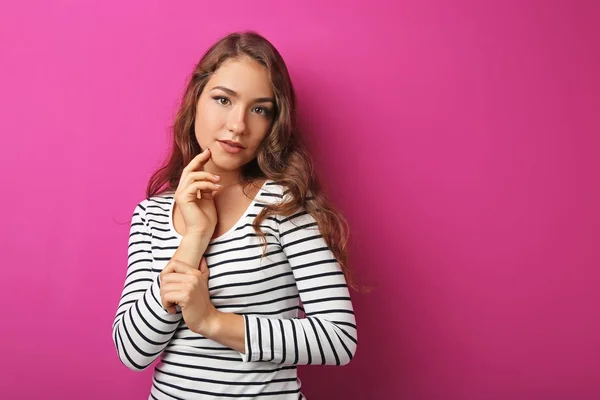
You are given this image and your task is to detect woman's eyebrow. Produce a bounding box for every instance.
[211,85,275,104]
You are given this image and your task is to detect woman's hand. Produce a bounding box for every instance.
[175,148,221,237]
[159,258,219,335]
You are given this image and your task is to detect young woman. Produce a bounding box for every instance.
[112,31,358,399]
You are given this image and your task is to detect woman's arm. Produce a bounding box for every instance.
[112,201,211,370]
[199,209,358,365]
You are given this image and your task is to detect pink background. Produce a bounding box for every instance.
[1,1,599,399]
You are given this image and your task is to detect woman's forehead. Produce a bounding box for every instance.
[208,57,273,98]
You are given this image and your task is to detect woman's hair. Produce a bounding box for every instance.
[146,31,357,291]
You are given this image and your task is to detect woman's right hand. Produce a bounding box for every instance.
[174,148,221,238]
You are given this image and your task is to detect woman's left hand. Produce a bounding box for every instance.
[159,258,219,336]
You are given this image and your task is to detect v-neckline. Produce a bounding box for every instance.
[168,179,270,243]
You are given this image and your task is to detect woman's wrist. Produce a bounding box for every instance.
[193,307,222,337]
[174,233,212,267]
[182,231,212,243]
[194,310,246,353]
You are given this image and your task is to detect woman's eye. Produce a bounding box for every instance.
[253,107,270,116]
[215,96,230,106]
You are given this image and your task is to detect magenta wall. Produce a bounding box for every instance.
[1,1,599,399]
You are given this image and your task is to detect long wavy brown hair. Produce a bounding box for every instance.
[146,31,357,291]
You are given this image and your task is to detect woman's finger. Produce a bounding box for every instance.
[182,181,221,201]
[159,288,179,314]
[164,304,177,314]
[184,181,222,196]
[160,272,195,285]
[197,190,217,201]
[199,258,210,281]
[161,282,194,294]
[163,291,190,307]
[161,259,199,276]
[160,294,178,314]
[180,148,211,181]
[183,171,221,187]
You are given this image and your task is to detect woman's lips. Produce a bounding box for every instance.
[218,140,244,154]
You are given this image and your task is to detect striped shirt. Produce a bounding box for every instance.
[112,180,358,399]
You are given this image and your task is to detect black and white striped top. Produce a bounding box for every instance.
[112,180,358,399]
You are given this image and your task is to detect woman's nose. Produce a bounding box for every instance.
[227,107,246,135]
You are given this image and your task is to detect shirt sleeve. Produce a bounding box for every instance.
[240,209,358,365]
[112,201,182,370]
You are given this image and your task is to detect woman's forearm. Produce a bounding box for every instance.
[200,311,246,354]
[170,234,246,354]
[172,233,211,268]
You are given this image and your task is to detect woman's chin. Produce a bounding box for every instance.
[206,154,245,174]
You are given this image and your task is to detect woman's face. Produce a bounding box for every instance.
[194,56,275,174]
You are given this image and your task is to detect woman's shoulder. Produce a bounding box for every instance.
[258,180,316,220]
[260,180,315,205]
[147,190,175,203]
[131,191,175,215]
[259,179,287,203]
